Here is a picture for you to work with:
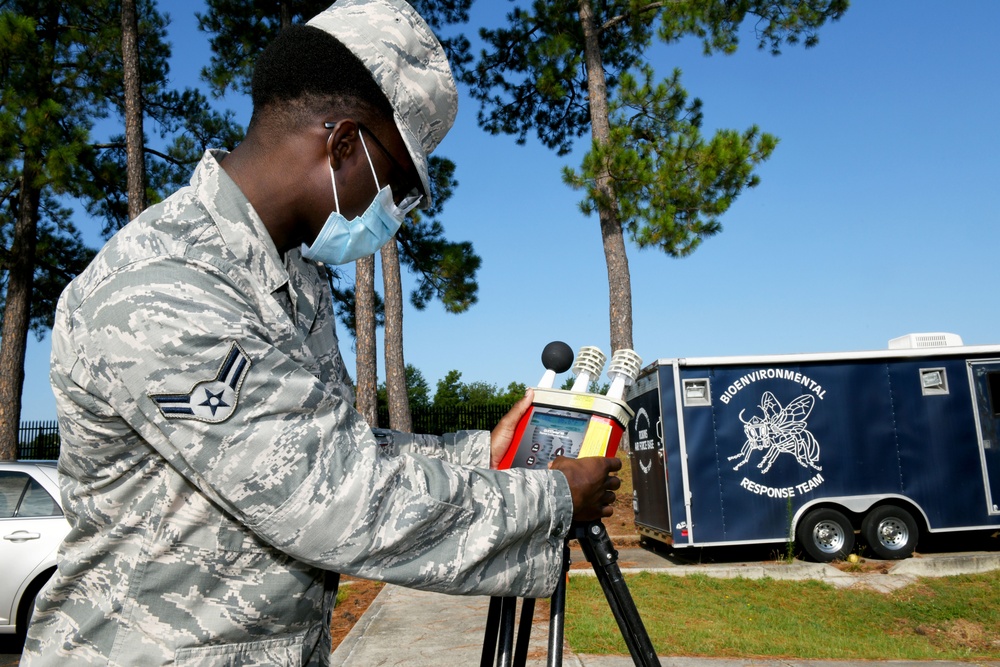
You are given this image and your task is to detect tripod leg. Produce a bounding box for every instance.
[481,596,503,667]
[546,537,571,667]
[547,573,566,667]
[512,598,535,667]
[497,596,518,667]
[577,521,661,667]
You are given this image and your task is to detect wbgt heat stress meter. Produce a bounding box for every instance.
[497,342,641,471]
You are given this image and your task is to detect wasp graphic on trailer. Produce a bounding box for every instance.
[729,391,822,476]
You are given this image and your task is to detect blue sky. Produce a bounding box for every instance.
[18,1,1000,421]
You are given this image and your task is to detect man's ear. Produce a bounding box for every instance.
[325,119,360,170]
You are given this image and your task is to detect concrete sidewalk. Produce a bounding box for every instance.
[330,547,1000,667]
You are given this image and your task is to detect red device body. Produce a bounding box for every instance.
[497,388,633,470]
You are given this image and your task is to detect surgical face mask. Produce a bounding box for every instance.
[301,129,422,265]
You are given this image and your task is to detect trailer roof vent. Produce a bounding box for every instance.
[888,333,963,350]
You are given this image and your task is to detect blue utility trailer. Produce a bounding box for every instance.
[624,333,1000,561]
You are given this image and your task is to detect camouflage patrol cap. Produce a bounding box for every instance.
[307,0,458,208]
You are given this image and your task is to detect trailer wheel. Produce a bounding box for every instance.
[862,505,918,560]
[797,508,855,562]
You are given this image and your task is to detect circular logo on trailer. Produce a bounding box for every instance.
[720,369,827,499]
[630,407,659,475]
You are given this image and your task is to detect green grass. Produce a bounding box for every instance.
[564,571,1000,660]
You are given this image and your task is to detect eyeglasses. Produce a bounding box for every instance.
[324,121,422,202]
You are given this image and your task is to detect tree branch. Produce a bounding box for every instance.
[0,176,21,207]
[91,142,196,167]
[601,1,672,32]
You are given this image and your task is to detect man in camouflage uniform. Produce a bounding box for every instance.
[22,0,621,664]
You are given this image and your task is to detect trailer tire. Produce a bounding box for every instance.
[862,505,918,560]
[797,508,855,562]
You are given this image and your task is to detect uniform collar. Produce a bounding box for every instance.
[191,150,289,294]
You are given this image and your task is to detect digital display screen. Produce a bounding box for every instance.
[509,407,591,469]
[529,412,589,433]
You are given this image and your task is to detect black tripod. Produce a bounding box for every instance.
[480,520,661,667]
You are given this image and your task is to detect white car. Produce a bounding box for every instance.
[0,461,69,639]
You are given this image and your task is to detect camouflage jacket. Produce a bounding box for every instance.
[23,151,573,666]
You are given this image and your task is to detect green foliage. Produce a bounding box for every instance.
[461,0,647,155]
[197,0,333,98]
[432,369,465,408]
[377,364,431,411]
[397,156,480,314]
[0,3,113,195]
[87,1,244,235]
[327,162,480,340]
[497,381,529,405]
[432,370,524,408]
[0,200,96,339]
[558,374,610,395]
[416,369,520,434]
[88,86,244,235]
[405,364,432,409]
[466,0,848,152]
[657,0,849,56]
[563,64,777,257]
[465,0,846,254]
[0,0,243,330]
[1,1,117,343]
[198,0,473,99]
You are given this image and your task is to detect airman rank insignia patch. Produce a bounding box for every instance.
[149,342,251,422]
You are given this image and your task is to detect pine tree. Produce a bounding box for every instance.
[0,2,120,460]
[0,0,241,460]
[463,0,848,352]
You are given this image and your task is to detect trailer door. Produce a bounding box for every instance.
[970,360,1000,514]
[626,368,672,538]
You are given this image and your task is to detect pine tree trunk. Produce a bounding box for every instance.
[121,0,147,221]
[355,255,378,427]
[579,0,634,353]
[0,167,42,461]
[380,240,412,432]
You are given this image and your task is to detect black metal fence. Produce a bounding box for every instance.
[18,420,61,460]
[18,406,513,460]
[376,404,512,436]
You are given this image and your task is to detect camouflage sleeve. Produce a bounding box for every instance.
[376,429,491,467]
[64,256,573,598]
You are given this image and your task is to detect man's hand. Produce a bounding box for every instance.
[490,389,533,468]
[549,455,622,522]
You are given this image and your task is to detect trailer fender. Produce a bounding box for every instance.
[792,494,930,533]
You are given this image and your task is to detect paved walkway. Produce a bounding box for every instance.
[331,547,1000,667]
